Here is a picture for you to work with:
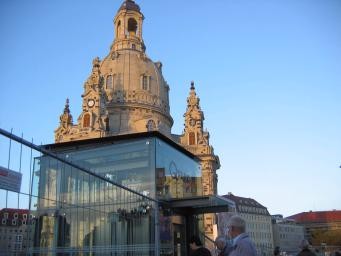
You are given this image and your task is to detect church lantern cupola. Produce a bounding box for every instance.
[112,0,146,53]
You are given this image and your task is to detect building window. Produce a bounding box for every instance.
[1,219,6,225]
[15,235,22,242]
[14,242,22,251]
[4,213,8,219]
[116,20,121,38]
[12,220,17,225]
[142,76,148,90]
[128,18,137,36]
[22,214,27,220]
[189,132,195,145]
[132,44,136,50]
[13,213,18,219]
[83,113,91,128]
[143,76,148,90]
[141,75,149,90]
[106,75,113,89]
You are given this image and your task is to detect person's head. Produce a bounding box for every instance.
[215,235,227,250]
[189,235,203,250]
[226,215,246,239]
[300,239,310,250]
[274,246,280,255]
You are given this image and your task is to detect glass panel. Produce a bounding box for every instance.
[30,137,157,255]
[155,138,201,199]
[60,138,155,198]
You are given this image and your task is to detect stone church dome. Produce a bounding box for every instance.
[118,0,140,12]
[99,49,172,135]
[55,0,173,142]
[99,0,173,135]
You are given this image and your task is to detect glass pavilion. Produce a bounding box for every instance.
[30,132,230,255]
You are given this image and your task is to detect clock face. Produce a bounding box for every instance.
[87,99,95,107]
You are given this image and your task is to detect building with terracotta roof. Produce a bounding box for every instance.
[221,193,274,256]
[287,210,341,247]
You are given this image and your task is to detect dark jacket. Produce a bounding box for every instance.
[297,248,316,256]
[218,245,234,256]
[191,247,212,256]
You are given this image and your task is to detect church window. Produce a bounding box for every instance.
[106,75,113,89]
[128,18,137,36]
[189,132,196,145]
[146,120,156,131]
[143,76,148,90]
[141,75,150,90]
[83,113,90,128]
[116,20,121,38]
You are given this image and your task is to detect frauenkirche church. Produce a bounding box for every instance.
[54,0,220,243]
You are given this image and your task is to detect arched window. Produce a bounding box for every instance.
[141,75,149,90]
[106,75,113,89]
[83,113,90,128]
[128,18,137,36]
[116,20,121,38]
[143,76,148,90]
[189,132,195,145]
[146,120,156,131]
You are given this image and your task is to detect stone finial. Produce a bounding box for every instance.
[190,81,195,90]
[64,98,70,114]
[92,57,100,68]
[155,61,163,71]
[59,98,73,128]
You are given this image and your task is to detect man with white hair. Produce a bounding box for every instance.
[226,215,257,256]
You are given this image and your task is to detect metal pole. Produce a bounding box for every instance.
[154,202,160,256]
[6,128,13,208]
[18,133,23,207]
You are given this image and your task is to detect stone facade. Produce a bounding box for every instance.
[54,0,220,241]
[271,215,305,255]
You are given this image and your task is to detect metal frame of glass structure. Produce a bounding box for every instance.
[30,132,202,255]
[1,129,231,256]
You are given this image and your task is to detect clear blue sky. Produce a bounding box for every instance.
[0,0,340,217]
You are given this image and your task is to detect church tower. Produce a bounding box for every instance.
[179,81,220,238]
[55,0,173,142]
